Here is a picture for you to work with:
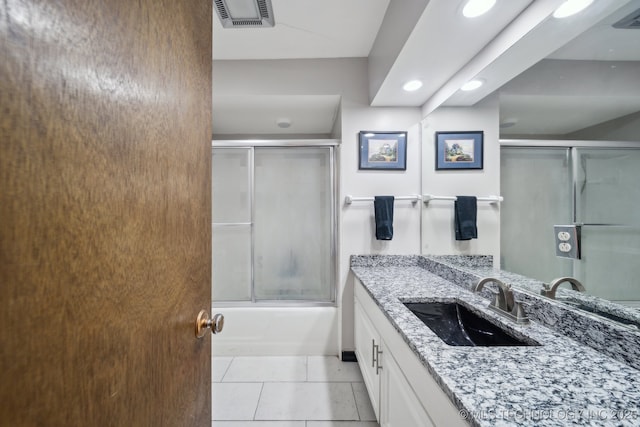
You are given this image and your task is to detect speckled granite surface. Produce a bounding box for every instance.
[351,255,640,427]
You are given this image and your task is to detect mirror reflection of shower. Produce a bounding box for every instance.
[501,142,640,308]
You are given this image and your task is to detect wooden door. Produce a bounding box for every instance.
[0,0,212,425]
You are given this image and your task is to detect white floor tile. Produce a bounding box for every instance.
[212,383,263,420]
[351,383,376,421]
[213,357,234,382]
[223,356,307,382]
[307,357,364,382]
[212,422,305,427]
[255,382,359,421]
[307,422,379,427]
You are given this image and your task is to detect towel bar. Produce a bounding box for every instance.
[344,195,421,205]
[422,194,503,204]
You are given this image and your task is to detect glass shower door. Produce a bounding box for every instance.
[573,148,640,305]
[501,147,573,281]
[253,147,334,301]
[212,144,336,304]
[212,148,253,301]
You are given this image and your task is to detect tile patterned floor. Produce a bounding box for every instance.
[212,356,379,427]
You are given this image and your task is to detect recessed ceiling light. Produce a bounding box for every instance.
[553,0,593,19]
[460,79,484,91]
[403,80,423,92]
[462,0,496,18]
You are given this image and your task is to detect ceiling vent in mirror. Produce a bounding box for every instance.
[214,0,275,28]
[613,8,640,29]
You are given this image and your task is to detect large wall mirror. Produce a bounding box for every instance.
[499,1,640,309]
[437,0,640,311]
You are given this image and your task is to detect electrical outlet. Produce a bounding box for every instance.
[554,225,581,259]
[558,242,572,252]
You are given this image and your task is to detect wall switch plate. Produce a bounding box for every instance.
[554,225,581,259]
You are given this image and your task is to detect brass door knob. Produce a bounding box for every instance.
[195,310,224,338]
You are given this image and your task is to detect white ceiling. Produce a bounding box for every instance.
[212,0,640,137]
[369,0,533,107]
[498,0,640,136]
[549,9,640,61]
[212,0,389,136]
[212,0,390,60]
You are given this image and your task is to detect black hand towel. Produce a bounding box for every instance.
[374,196,394,240]
[454,196,477,240]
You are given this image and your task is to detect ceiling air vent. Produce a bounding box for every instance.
[214,0,275,29]
[612,8,640,29]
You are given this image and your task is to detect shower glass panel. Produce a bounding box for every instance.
[573,148,640,304]
[500,147,573,282]
[212,148,251,223]
[212,226,252,301]
[212,148,252,301]
[253,147,332,301]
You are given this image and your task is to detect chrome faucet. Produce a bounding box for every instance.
[473,277,514,312]
[540,277,586,300]
[472,277,530,324]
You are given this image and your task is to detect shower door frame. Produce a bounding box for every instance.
[502,138,640,223]
[211,139,339,307]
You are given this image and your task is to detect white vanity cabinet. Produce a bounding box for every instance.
[354,278,468,427]
[379,339,436,427]
[354,298,382,419]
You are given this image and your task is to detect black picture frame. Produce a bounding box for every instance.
[435,131,483,170]
[358,131,407,170]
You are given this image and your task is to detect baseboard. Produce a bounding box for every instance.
[341,351,357,362]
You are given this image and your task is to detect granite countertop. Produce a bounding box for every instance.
[351,255,640,427]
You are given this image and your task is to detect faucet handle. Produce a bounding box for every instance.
[506,298,531,324]
[540,283,551,297]
[511,301,530,324]
[488,290,502,309]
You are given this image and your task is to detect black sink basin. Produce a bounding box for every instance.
[404,302,536,346]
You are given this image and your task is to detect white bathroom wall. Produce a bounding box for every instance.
[339,102,422,353]
[421,95,501,263]
[213,58,368,100]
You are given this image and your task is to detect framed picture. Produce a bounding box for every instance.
[359,131,407,170]
[435,131,483,170]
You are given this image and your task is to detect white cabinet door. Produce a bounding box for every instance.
[380,342,435,427]
[355,279,468,427]
[354,299,381,420]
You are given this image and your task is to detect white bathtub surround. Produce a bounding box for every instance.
[211,307,339,356]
